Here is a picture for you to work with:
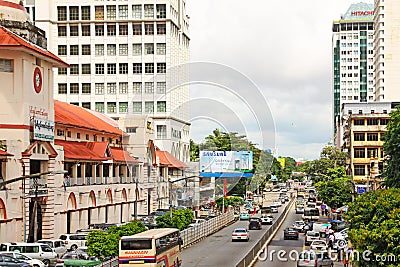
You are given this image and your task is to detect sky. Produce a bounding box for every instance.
[186,0,373,161]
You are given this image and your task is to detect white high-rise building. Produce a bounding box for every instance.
[332,2,375,146]
[25,0,191,163]
[373,0,400,102]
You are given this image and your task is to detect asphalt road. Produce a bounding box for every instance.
[181,192,287,267]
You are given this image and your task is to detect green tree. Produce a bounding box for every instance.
[156,209,193,230]
[280,157,296,181]
[215,196,244,208]
[189,139,199,162]
[345,189,400,267]
[382,106,400,188]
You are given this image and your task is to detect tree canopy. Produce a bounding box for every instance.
[155,208,193,230]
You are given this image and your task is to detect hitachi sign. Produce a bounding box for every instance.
[351,11,374,16]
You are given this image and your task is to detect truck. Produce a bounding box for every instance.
[312,221,331,237]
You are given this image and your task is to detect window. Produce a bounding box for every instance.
[95,64,104,74]
[95,44,104,56]
[157,63,166,73]
[107,83,117,94]
[58,83,67,94]
[82,45,91,55]
[107,44,116,55]
[95,6,104,20]
[107,5,116,20]
[354,119,364,125]
[81,25,90,36]
[119,44,128,55]
[157,23,166,35]
[82,64,91,74]
[157,43,166,55]
[156,4,166,19]
[95,83,104,94]
[145,82,154,93]
[119,5,128,19]
[58,68,67,75]
[81,6,90,20]
[57,6,67,21]
[107,64,116,74]
[69,6,79,20]
[354,165,365,176]
[126,127,137,133]
[119,24,128,35]
[157,82,166,93]
[58,26,67,36]
[354,148,365,158]
[82,83,91,94]
[157,101,166,112]
[133,24,142,35]
[107,102,117,113]
[57,129,65,136]
[145,23,154,35]
[133,82,142,93]
[380,119,389,125]
[354,133,365,141]
[70,45,79,55]
[119,82,128,94]
[367,133,379,141]
[133,63,142,74]
[132,44,142,55]
[119,102,128,113]
[157,125,167,139]
[144,4,154,18]
[145,63,154,74]
[145,102,154,113]
[85,133,90,140]
[70,83,79,94]
[132,102,142,112]
[58,45,67,55]
[119,63,128,74]
[145,43,154,54]
[95,102,104,112]
[107,25,116,36]
[70,64,79,75]
[95,25,104,36]
[132,5,142,19]
[367,119,378,125]
[367,148,378,158]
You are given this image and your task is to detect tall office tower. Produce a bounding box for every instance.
[332,2,375,145]
[373,0,400,102]
[25,0,191,162]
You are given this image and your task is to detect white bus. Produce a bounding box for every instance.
[119,228,182,267]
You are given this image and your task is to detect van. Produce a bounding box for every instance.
[59,234,88,251]
[37,239,67,258]
[0,242,57,266]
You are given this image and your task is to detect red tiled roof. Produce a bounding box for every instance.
[156,151,189,169]
[0,26,68,67]
[55,140,111,161]
[0,149,13,156]
[111,147,140,163]
[54,100,124,136]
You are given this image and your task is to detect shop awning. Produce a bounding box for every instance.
[156,151,189,169]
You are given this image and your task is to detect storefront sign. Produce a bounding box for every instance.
[33,117,54,141]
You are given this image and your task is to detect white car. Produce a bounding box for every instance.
[310,240,328,251]
[296,205,305,214]
[232,228,249,242]
[292,221,306,232]
[273,200,282,207]
[189,218,206,227]
[0,252,45,267]
[305,231,320,246]
[334,228,348,240]
[260,214,273,225]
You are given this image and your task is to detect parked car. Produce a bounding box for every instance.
[283,227,299,240]
[0,252,45,267]
[297,250,333,267]
[0,254,31,267]
[0,243,57,267]
[239,212,250,220]
[37,239,67,258]
[310,240,328,251]
[248,217,262,230]
[304,231,320,246]
[232,228,249,242]
[260,214,273,225]
[59,234,88,251]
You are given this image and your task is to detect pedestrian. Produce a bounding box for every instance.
[329,234,335,250]
[325,227,330,239]
[343,257,348,267]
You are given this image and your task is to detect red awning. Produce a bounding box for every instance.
[111,147,140,163]
[55,140,111,161]
[0,149,12,156]
[156,151,189,169]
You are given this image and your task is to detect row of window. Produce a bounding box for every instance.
[340,73,374,78]
[56,129,110,143]
[58,63,166,75]
[86,101,167,113]
[333,22,374,32]
[341,95,374,101]
[57,4,167,21]
[58,23,166,37]
[353,118,389,126]
[354,148,383,158]
[58,82,167,95]
[353,132,384,141]
[58,43,166,56]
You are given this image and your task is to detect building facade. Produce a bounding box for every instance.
[373,0,400,102]
[332,2,375,142]
[25,0,191,163]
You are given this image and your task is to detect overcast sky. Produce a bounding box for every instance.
[186,0,373,161]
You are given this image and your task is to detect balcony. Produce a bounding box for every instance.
[353,140,384,147]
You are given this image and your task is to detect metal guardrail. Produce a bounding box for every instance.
[236,197,295,267]
[180,210,235,247]
[96,257,119,267]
